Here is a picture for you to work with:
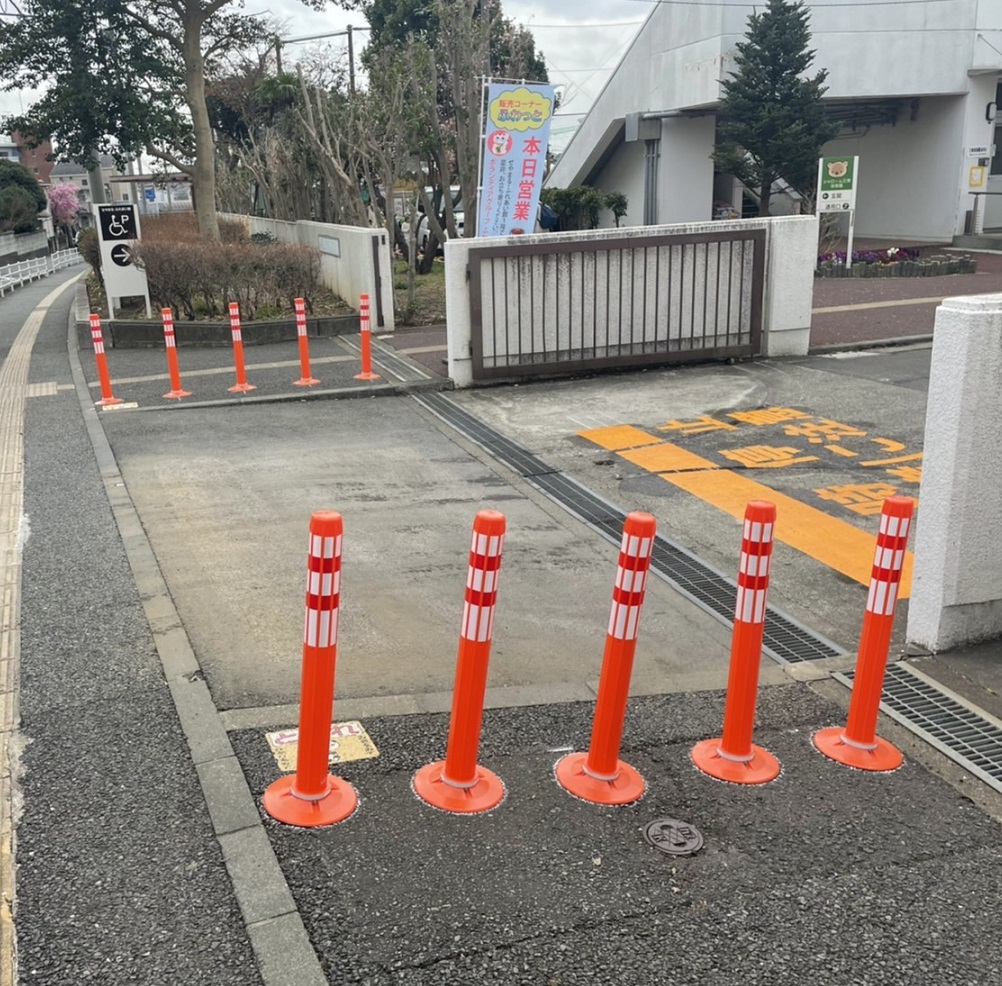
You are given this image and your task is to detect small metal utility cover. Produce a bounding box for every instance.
[644,818,704,856]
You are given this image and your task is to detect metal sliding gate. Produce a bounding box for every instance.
[468,228,765,381]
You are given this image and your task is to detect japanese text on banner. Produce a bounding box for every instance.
[478,83,555,238]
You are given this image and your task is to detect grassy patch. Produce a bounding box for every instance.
[393,259,447,326]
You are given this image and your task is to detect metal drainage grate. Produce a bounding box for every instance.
[415,392,846,664]
[835,663,1002,795]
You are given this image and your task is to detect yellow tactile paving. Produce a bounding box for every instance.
[577,425,663,451]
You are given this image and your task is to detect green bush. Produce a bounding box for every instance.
[77,227,102,285]
[132,238,321,320]
[540,185,629,230]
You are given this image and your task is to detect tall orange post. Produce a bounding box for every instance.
[353,293,380,381]
[555,512,657,805]
[292,297,319,387]
[160,308,191,399]
[413,510,506,813]
[227,301,256,393]
[263,511,358,826]
[691,501,781,784]
[814,496,915,772]
[88,313,123,407]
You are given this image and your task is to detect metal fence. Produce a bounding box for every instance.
[468,228,765,380]
[0,250,82,298]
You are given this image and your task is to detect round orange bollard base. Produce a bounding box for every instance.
[262,774,358,827]
[353,371,381,381]
[812,726,903,772]
[412,761,505,814]
[96,396,124,407]
[294,376,320,387]
[691,738,781,785]
[163,388,191,400]
[554,752,646,805]
[228,382,257,393]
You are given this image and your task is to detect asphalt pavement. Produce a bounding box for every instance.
[3,260,1002,985]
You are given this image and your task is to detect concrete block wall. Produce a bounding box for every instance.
[907,293,1002,651]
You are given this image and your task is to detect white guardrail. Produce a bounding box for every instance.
[0,250,82,298]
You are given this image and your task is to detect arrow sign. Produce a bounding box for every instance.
[110,243,132,267]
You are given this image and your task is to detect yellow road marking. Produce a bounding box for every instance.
[579,425,664,451]
[621,443,720,473]
[585,432,915,597]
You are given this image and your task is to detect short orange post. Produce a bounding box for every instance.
[263,511,358,826]
[413,510,506,813]
[353,293,380,381]
[555,512,657,805]
[292,297,319,387]
[814,496,915,772]
[227,301,256,393]
[692,501,781,784]
[88,313,123,407]
[160,308,191,399]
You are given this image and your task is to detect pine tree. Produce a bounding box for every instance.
[712,0,839,216]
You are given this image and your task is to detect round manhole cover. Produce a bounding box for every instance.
[643,817,704,856]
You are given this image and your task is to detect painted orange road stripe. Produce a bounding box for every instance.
[585,433,914,597]
[620,443,721,473]
[579,425,664,451]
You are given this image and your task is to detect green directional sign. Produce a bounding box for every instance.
[817,156,859,212]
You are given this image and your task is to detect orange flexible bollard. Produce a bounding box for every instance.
[88,313,123,407]
[555,512,657,805]
[292,297,319,387]
[353,293,380,381]
[413,510,506,813]
[227,301,256,393]
[263,511,358,826]
[692,501,781,784]
[160,308,191,399]
[814,496,915,772]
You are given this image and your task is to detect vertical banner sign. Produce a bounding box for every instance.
[94,202,152,315]
[478,82,556,238]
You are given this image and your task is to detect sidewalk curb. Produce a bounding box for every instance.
[65,306,330,986]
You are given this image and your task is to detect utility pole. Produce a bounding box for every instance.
[277,26,368,93]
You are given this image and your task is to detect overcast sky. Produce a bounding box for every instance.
[1,0,652,153]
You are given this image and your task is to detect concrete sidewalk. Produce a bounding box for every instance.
[7,267,1002,985]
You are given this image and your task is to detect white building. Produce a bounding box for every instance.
[547,0,1002,242]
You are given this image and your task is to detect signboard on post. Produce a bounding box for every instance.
[94,203,151,316]
[477,82,556,238]
[817,155,860,268]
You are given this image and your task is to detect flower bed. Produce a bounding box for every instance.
[815,247,977,278]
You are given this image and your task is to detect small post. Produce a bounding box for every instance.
[413,510,506,813]
[263,511,359,826]
[227,301,256,393]
[161,308,191,400]
[555,512,657,805]
[814,496,915,772]
[353,293,380,381]
[691,501,781,785]
[88,313,123,407]
[293,297,319,387]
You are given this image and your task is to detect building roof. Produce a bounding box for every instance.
[50,155,117,176]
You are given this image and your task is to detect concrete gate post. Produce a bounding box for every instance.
[907,293,1002,652]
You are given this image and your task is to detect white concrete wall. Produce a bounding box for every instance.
[591,138,645,229]
[659,116,717,225]
[820,96,965,242]
[907,294,1002,652]
[220,214,395,330]
[445,216,816,387]
[550,1,990,193]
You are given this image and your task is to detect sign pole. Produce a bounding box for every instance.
[846,208,856,270]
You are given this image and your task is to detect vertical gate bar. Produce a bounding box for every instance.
[713,241,722,343]
[729,237,737,342]
[702,240,710,348]
[655,244,662,349]
[605,249,611,358]
[504,256,512,369]
[750,231,765,354]
[642,246,649,349]
[738,239,747,343]
[687,243,696,347]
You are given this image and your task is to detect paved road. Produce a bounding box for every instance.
[3,263,1002,985]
